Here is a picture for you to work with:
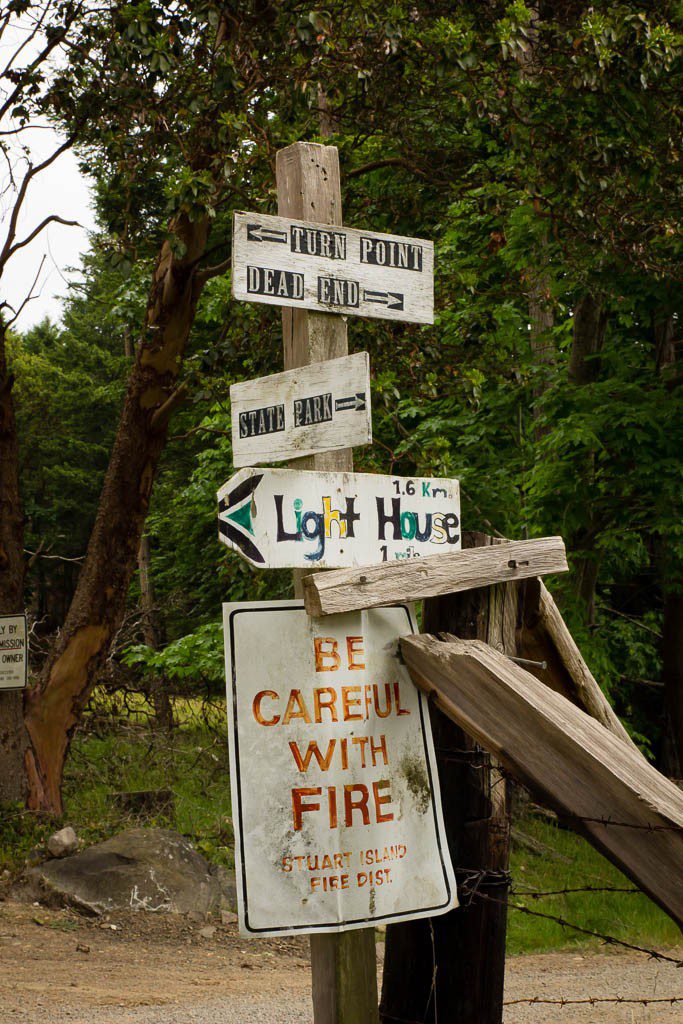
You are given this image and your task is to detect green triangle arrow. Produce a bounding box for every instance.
[227,500,254,535]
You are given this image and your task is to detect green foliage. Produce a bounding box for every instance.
[507,813,681,953]
[61,695,234,870]
[6,2,680,774]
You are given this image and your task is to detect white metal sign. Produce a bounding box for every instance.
[232,211,434,324]
[217,468,460,569]
[230,352,371,467]
[224,601,456,936]
[0,614,27,690]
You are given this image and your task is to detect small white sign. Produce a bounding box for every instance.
[232,211,434,324]
[224,601,456,936]
[217,468,460,569]
[230,352,371,467]
[0,614,27,690]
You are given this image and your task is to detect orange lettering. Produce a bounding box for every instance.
[314,687,338,722]
[346,636,365,670]
[369,734,389,766]
[283,689,312,724]
[289,739,336,772]
[292,787,321,831]
[252,690,280,726]
[394,681,410,716]
[373,780,394,823]
[314,638,341,671]
[344,783,370,826]
[341,686,362,720]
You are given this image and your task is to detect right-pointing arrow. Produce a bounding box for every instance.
[363,289,404,311]
[335,392,367,412]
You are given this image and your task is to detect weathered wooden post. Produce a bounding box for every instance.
[276,140,379,1024]
[380,533,514,1023]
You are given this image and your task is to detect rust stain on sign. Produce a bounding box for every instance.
[223,601,457,936]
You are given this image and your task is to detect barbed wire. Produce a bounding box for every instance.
[511,884,640,897]
[382,993,683,1024]
[504,995,683,1007]
[564,813,683,833]
[465,888,683,967]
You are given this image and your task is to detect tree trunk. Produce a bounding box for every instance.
[23,212,210,813]
[138,533,173,730]
[567,293,607,623]
[0,320,28,803]
[655,313,682,777]
[529,260,555,402]
[568,292,606,386]
[662,594,683,779]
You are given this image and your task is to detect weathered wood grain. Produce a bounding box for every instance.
[400,633,683,929]
[518,579,638,753]
[230,351,371,467]
[303,536,567,616]
[381,533,515,1024]
[232,209,434,325]
[277,141,379,1024]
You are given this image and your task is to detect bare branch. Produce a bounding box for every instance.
[5,253,46,328]
[6,214,81,261]
[0,137,72,270]
[195,255,231,285]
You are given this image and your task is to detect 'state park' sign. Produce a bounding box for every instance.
[230,352,371,467]
[217,468,460,569]
[232,212,434,325]
[223,601,456,935]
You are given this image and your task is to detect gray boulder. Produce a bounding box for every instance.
[29,828,235,919]
[47,826,79,858]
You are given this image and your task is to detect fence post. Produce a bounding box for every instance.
[380,532,513,1022]
[276,140,380,1024]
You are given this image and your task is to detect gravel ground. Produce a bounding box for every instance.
[1,897,681,1024]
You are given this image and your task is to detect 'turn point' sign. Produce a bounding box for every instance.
[232,212,434,324]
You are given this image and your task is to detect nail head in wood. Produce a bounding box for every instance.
[303,536,568,617]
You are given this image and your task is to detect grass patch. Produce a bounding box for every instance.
[507,814,680,954]
[1,693,679,957]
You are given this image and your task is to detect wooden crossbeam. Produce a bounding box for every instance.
[303,536,567,616]
[400,633,683,929]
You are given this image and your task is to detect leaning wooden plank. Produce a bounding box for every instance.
[518,579,638,754]
[303,536,567,616]
[400,634,683,929]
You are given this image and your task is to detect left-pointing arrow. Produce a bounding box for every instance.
[247,224,288,244]
[217,472,265,564]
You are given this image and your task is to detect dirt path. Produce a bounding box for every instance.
[0,898,680,1023]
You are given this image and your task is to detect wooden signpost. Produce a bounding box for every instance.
[302,536,568,616]
[217,467,460,569]
[217,138,682,1024]
[232,211,434,324]
[230,352,371,467]
[0,613,27,691]
[400,633,683,928]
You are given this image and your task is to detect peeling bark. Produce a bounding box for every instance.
[24,213,210,813]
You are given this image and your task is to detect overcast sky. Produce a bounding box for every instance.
[1,20,96,331]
